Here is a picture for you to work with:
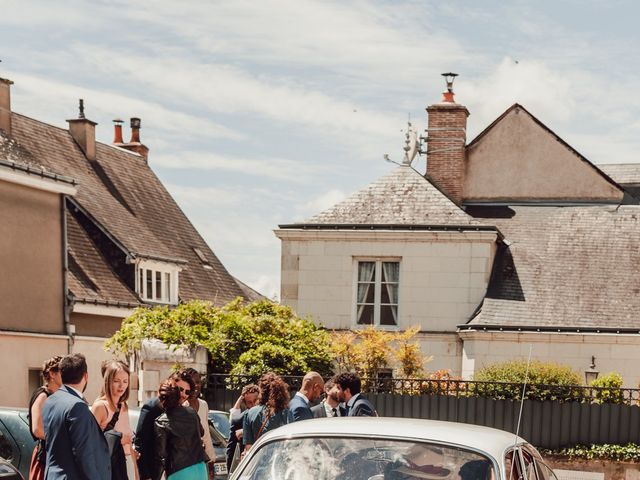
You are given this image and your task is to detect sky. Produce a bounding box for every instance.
[2,1,639,299]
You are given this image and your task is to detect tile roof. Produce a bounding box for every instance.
[9,112,246,305]
[598,163,640,185]
[301,165,480,226]
[467,205,640,330]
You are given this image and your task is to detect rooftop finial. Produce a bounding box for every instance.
[441,72,458,103]
[78,99,85,119]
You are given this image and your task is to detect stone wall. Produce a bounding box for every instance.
[545,456,640,480]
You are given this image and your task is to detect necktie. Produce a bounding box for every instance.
[332,408,338,417]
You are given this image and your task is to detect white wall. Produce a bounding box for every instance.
[277,229,497,333]
[460,331,640,388]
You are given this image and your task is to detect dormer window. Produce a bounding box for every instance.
[136,260,179,304]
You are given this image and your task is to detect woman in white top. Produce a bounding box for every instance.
[91,360,139,480]
[181,368,215,477]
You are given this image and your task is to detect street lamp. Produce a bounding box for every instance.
[584,356,599,385]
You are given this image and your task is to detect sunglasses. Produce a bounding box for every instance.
[177,386,192,395]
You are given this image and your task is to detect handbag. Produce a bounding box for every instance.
[103,407,128,480]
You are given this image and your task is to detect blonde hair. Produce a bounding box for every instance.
[100,360,130,410]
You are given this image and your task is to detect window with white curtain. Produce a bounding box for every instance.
[356,260,400,326]
[136,260,179,305]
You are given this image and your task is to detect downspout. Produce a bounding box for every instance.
[61,197,74,353]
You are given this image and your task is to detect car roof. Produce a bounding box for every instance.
[257,418,525,460]
[0,407,28,414]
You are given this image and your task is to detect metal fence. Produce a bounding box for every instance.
[204,374,640,449]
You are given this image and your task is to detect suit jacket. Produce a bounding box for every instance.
[311,401,346,418]
[226,410,245,470]
[347,394,377,417]
[43,385,111,480]
[288,394,313,422]
[134,396,164,480]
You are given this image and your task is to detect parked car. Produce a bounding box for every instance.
[208,410,231,440]
[0,408,35,480]
[231,417,558,480]
[0,457,23,480]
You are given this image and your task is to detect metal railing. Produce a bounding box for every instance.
[205,374,640,405]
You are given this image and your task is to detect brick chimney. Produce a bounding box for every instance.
[112,118,124,144]
[67,99,97,161]
[116,117,149,161]
[425,73,469,204]
[0,77,14,135]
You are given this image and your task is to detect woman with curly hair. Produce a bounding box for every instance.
[28,355,63,480]
[154,379,207,479]
[242,372,291,451]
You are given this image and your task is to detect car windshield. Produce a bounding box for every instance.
[237,437,495,480]
[209,412,231,439]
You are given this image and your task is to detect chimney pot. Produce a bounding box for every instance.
[113,119,124,144]
[130,117,141,143]
[0,77,14,135]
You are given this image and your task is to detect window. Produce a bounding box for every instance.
[356,260,400,326]
[136,260,179,304]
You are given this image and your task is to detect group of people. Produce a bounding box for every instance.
[226,371,377,471]
[27,353,377,480]
[28,353,215,480]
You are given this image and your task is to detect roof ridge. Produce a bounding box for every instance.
[13,112,142,158]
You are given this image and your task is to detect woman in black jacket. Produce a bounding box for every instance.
[154,379,207,480]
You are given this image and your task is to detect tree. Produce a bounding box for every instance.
[105,298,334,378]
[331,325,429,378]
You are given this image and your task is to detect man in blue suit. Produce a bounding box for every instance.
[43,353,111,480]
[288,371,324,422]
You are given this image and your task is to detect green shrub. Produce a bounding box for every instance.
[541,443,640,462]
[473,360,582,401]
[590,372,624,404]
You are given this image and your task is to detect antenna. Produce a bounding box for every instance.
[515,345,533,442]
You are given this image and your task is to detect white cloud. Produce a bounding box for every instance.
[7,71,243,143]
[154,151,323,183]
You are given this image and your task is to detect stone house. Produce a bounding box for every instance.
[276,77,640,387]
[0,75,259,407]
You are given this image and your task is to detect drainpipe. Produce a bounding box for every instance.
[61,197,74,353]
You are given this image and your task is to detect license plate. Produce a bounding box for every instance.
[214,463,228,475]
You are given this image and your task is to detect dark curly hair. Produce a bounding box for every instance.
[258,372,290,415]
[334,372,361,395]
[158,380,181,411]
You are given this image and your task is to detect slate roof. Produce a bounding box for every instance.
[6,112,247,305]
[598,163,640,185]
[467,205,640,330]
[298,165,481,227]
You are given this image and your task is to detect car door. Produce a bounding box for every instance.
[0,421,19,469]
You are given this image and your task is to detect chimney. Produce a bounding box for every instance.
[67,99,97,161]
[0,77,14,135]
[117,117,149,161]
[113,118,124,144]
[425,73,469,204]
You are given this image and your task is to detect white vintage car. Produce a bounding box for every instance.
[231,417,557,480]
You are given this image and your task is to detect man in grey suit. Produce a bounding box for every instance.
[43,353,111,480]
[288,372,324,422]
[311,379,346,418]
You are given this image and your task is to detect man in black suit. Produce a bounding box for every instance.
[288,372,324,422]
[42,353,111,480]
[226,383,259,471]
[311,379,346,418]
[334,372,377,417]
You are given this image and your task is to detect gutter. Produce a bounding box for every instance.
[61,197,73,353]
[278,223,501,235]
[457,324,640,335]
